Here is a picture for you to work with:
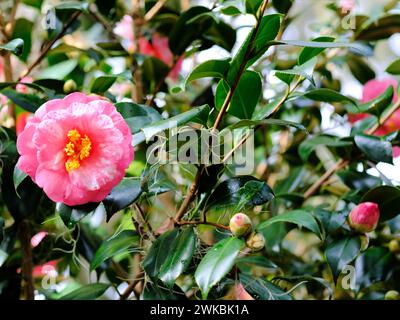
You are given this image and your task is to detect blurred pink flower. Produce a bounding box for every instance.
[32,260,58,278]
[16,76,33,94]
[16,93,134,205]
[31,231,48,247]
[339,0,355,12]
[348,78,400,156]
[114,15,182,80]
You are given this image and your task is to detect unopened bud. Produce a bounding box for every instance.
[246,232,265,251]
[229,213,252,237]
[348,202,380,233]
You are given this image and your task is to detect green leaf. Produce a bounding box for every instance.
[58,202,101,228]
[159,228,197,287]
[325,236,361,282]
[0,217,4,244]
[142,229,180,278]
[270,39,371,56]
[134,104,210,146]
[271,0,293,14]
[12,19,33,61]
[169,6,214,55]
[90,230,139,270]
[361,186,400,222]
[225,118,306,132]
[227,14,282,85]
[354,134,393,164]
[354,247,394,291]
[298,36,335,65]
[0,89,45,113]
[386,59,400,75]
[0,38,24,56]
[240,273,292,300]
[356,14,400,41]
[236,255,278,272]
[337,170,381,192]
[347,86,394,117]
[54,1,89,12]
[37,60,78,80]
[141,281,186,300]
[245,0,263,15]
[314,208,347,234]
[347,54,376,84]
[258,210,322,238]
[206,176,274,210]
[115,102,162,134]
[195,237,244,299]
[251,93,288,120]
[186,59,230,85]
[303,89,357,105]
[275,57,317,85]
[219,0,244,16]
[103,178,142,221]
[90,76,117,94]
[299,135,352,162]
[215,70,262,119]
[59,283,109,300]
[13,166,28,192]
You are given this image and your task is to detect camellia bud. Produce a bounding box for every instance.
[63,79,77,93]
[348,202,380,233]
[229,213,252,237]
[388,240,400,253]
[385,290,400,300]
[246,232,265,251]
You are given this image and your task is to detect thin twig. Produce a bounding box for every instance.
[18,220,34,300]
[177,219,230,231]
[88,5,117,40]
[18,10,82,81]
[120,271,144,300]
[143,0,167,22]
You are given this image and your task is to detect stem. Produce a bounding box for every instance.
[174,0,270,222]
[303,98,400,198]
[18,220,34,300]
[143,0,167,22]
[120,270,144,300]
[131,0,143,103]
[18,10,81,81]
[88,5,117,40]
[177,219,230,231]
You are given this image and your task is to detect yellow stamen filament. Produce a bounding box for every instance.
[64,129,92,172]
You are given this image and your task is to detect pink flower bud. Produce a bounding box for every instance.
[348,202,380,233]
[229,213,252,237]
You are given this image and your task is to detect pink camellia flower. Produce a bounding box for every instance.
[16,112,32,136]
[16,76,33,94]
[113,15,183,80]
[348,202,380,233]
[16,92,134,206]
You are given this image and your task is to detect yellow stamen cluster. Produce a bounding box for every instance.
[64,129,92,172]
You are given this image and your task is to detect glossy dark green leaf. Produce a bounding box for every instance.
[12,19,33,61]
[90,230,139,270]
[240,273,292,300]
[58,202,101,228]
[271,0,293,14]
[0,89,45,113]
[303,89,357,105]
[169,6,213,55]
[347,54,376,84]
[159,227,197,287]
[337,170,381,193]
[236,255,278,272]
[347,86,394,118]
[140,281,186,300]
[354,134,393,164]
[325,236,361,282]
[258,210,321,238]
[59,283,109,300]
[219,1,244,16]
[90,76,117,94]
[186,59,230,84]
[227,14,282,85]
[37,59,78,80]
[54,1,89,12]
[354,247,394,291]
[142,229,180,278]
[386,59,400,75]
[0,38,24,56]
[195,237,244,299]
[298,36,335,65]
[251,92,287,120]
[275,57,317,85]
[224,118,306,132]
[299,135,352,162]
[314,208,347,234]
[361,186,400,222]
[356,14,400,40]
[206,176,274,210]
[215,70,262,119]
[134,104,210,146]
[13,165,28,192]
[103,178,142,220]
[246,0,263,15]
